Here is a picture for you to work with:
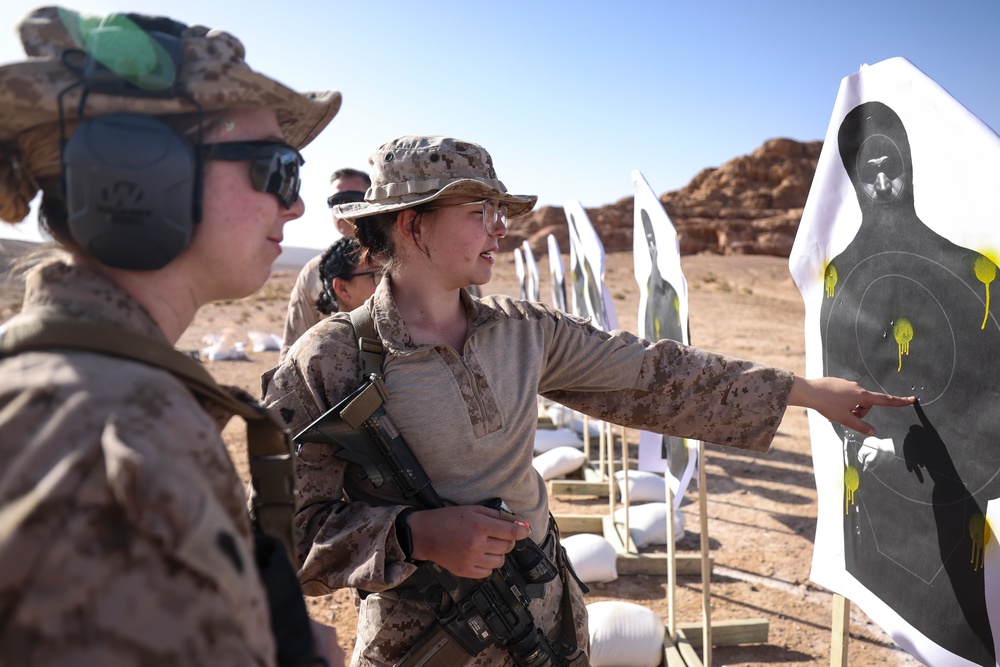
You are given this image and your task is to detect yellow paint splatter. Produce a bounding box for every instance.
[893,318,913,372]
[824,263,838,298]
[672,294,681,326]
[969,514,992,572]
[974,256,996,330]
[845,465,859,514]
[653,317,660,340]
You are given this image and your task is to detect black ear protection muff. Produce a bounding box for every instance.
[62,112,197,270]
[59,15,198,271]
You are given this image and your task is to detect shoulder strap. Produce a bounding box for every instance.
[0,314,298,561]
[336,303,391,428]
[349,303,384,382]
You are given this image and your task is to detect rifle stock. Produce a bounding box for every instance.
[295,378,445,508]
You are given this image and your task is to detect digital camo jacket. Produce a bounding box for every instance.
[0,260,275,667]
[262,276,794,666]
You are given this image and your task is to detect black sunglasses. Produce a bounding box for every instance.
[198,141,305,209]
[327,190,366,209]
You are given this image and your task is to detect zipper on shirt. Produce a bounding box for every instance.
[457,353,489,420]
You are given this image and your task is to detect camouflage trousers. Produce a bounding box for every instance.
[350,562,589,667]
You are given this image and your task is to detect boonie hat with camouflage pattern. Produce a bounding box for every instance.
[0,6,341,148]
[332,135,537,221]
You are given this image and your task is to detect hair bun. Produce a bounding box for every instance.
[0,146,40,223]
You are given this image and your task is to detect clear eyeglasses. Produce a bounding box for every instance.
[423,198,508,235]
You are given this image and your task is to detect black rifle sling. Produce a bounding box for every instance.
[0,314,298,561]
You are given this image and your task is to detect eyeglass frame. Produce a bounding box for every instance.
[420,198,508,235]
[341,269,380,285]
[196,140,304,209]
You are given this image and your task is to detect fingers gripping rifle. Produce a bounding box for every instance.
[292,305,587,667]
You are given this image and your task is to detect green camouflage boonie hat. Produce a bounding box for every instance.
[332,135,537,221]
[0,6,341,149]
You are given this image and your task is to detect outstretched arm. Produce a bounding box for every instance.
[789,376,916,436]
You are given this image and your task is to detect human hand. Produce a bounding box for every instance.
[857,436,895,471]
[789,376,915,436]
[407,505,531,578]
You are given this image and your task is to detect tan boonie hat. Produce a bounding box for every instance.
[332,135,537,221]
[0,6,341,149]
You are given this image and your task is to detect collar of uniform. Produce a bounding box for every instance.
[369,276,503,356]
[21,258,169,344]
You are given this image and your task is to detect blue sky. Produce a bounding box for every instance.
[1,0,998,249]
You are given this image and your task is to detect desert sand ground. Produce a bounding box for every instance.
[0,242,923,666]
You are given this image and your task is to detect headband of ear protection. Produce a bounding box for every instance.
[61,15,199,271]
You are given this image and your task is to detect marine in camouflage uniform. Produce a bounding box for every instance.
[281,252,330,361]
[0,5,340,666]
[264,278,796,666]
[262,135,878,667]
[0,261,277,666]
[279,172,371,362]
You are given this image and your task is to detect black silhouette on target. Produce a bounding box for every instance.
[821,101,1000,665]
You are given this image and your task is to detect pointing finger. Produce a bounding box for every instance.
[863,392,916,408]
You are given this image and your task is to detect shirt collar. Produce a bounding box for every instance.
[369,275,502,355]
[20,259,169,344]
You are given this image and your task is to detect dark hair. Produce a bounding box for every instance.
[330,167,371,187]
[353,200,445,268]
[317,235,363,314]
[352,210,398,268]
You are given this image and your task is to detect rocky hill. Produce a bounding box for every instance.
[503,137,822,257]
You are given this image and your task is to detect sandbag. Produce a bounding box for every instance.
[561,533,618,583]
[613,502,685,547]
[534,427,582,454]
[532,446,586,481]
[614,469,667,504]
[587,600,664,667]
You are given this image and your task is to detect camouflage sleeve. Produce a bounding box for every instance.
[0,359,275,666]
[537,310,794,453]
[263,316,415,596]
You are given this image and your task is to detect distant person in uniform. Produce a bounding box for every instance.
[280,168,370,360]
[822,100,1000,665]
[316,235,381,316]
[262,133,914,667]
[0,6,344,666]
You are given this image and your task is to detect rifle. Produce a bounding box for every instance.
[295,371,586,667]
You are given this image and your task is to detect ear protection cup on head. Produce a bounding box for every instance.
[62,112,197,270]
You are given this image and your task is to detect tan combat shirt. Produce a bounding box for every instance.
[263,276,794,597]
[280,253,332,363]
[0,260,275,667]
